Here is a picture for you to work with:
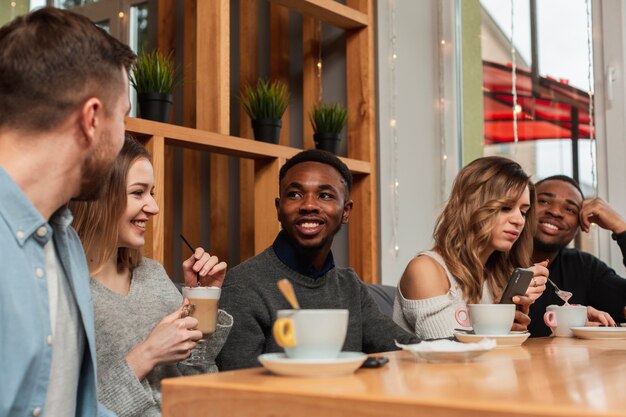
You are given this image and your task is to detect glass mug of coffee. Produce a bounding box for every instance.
[181,286,221,365]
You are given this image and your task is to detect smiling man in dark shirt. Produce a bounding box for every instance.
[528,175,626,337]
[216,150,418,370]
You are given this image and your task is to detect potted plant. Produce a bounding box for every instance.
[130,49,180,122]
[240,79,289,144]
[309,102,348,154]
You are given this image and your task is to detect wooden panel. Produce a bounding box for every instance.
[182,0,202,253]
[143,135,165,264]
[254,158,284,252]
[196,0,230,261]
[270,3,291,146]
[270,0,368,30]
[157,0,176,275]
[239,0,259,261]
[125,118,372,174]
[346,0,377,283]
[302,16,321,149]
[157,0,176,57]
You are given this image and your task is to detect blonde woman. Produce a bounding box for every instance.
[70,137,232,417]
[393,156,549,340]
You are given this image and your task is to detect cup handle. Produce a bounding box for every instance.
[273,318,296,348]
[544,311,557,327]
[455,307,471,327]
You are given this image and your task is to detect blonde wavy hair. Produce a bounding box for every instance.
[433,156,536,304]
[69,136,150,275]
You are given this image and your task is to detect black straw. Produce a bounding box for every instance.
[180,234,195,253]
[180,234,199,283]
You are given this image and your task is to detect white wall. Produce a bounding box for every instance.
[594,0,626,276]
[376,0,461,285]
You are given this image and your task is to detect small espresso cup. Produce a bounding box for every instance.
[272,309,348,359]
[455,304,516,335]
[543,304,587,337]
[181,286,221,335]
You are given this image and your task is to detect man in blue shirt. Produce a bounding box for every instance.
[0,8,135,417]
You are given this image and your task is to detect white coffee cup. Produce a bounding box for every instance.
[543,304,587,337]
[273,309,348,359]
[182,286,221,335]
[455,304,516,335]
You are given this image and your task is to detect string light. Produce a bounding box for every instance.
[437,0,448,204]
[118,11,125,19]
[389,0,400,258]
[510,0,519,146]
[316,21,323,101]
[585,0,596,195]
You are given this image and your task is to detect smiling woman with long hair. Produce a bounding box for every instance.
[69,137,232,417]
[392,156,549,340]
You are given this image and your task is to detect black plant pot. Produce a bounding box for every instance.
[137,92,173,122]
[252,119,282,144]
[313,133,341,154]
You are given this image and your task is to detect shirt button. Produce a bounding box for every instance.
[16,230,25,240]
[47,335,53,345]
[33,407,42,417]
[36,227,47,237]
[35,268,45,278]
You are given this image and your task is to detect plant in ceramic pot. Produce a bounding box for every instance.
[240,79,289,144]
[130,49,180,122]
[309,102,348,154]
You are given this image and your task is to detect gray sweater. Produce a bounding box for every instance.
[216,247,418,370]
[91,258,232,417]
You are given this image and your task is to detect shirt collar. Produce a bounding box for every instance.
[0,166,72,246]
[272,230,335,278]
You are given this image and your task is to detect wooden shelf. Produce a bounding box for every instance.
[125,117,371,175]
[269,0,368,30]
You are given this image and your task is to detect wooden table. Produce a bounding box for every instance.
[162,337,626,417]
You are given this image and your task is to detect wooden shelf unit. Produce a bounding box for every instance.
[147,0,378,282]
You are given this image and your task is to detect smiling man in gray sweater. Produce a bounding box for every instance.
[216,150,418,370]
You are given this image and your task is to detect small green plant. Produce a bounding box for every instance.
[309,102,348,135]
[130,50,180,94]
[240,79,289,120]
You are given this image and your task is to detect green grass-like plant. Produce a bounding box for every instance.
[309,102,348,135]
[130,50,180,94]
[240,79,289,120]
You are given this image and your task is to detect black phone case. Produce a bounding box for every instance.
[499,267,534,304]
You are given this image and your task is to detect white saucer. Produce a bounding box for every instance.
[396,339,495,363]
[454,331,530,347]
[570,327,626,340]
[257,352,367,377]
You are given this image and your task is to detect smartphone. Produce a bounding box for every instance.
[361,356,389,368]
[499,267,534,304]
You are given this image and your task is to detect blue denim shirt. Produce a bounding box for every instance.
[0,167,114,417]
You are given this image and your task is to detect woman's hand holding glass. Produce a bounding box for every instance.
[125,301,202,380]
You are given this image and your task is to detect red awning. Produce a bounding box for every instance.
[483,61,594,144]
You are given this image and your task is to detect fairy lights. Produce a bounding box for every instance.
[389,0,400,258]
[510,0,519,145]
[316,21,323,101]
[437,0,448,204]
[585,0,596,195]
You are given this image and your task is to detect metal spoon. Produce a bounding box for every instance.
[277,278,300,309]
[547,278,573,304]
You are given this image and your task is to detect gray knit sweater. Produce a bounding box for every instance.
[216,247,418,370]
[91,258,232,417]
